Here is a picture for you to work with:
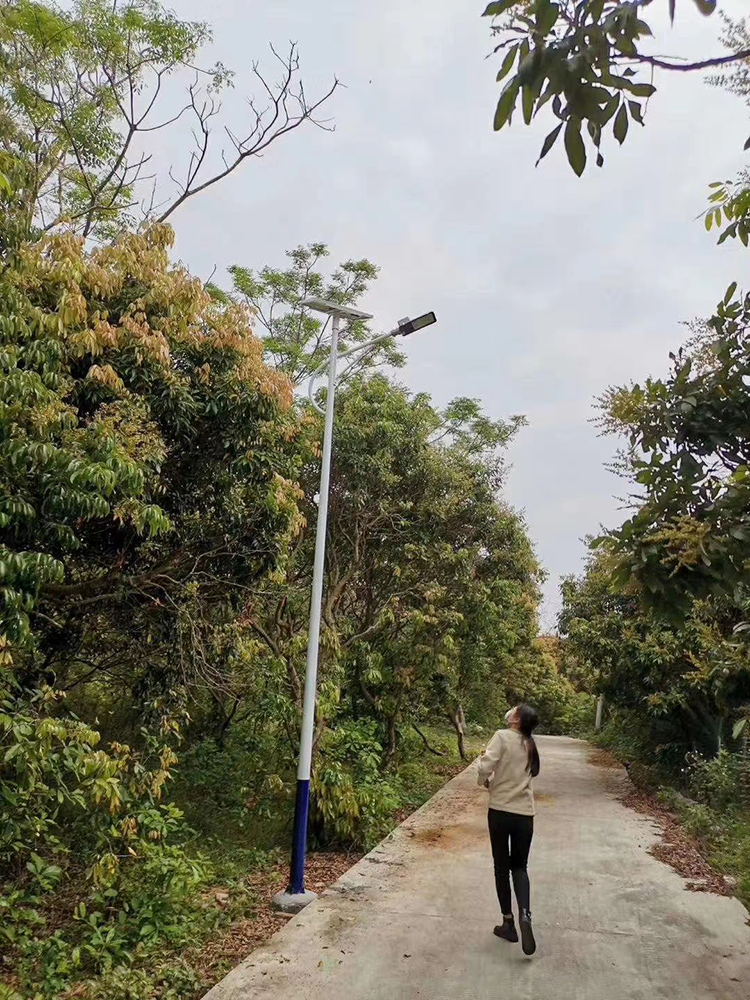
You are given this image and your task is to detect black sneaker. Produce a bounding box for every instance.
[519,910,536,955]
[493,919,518,943]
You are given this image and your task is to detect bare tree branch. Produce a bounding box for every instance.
[632,49,750,73]
[156,42,339,224]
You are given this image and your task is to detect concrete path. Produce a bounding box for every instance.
[204,737,750,1000]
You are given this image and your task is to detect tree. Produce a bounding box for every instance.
[0,223,315,989]
[595,282,750,615]
[0,0,338,247]
[0,223,304,703]
[559,553,750,759]
[482,0,746,175]
[229,243,404,386]
[236,374,540,773]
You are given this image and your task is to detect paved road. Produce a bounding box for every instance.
[204,737,750,1000]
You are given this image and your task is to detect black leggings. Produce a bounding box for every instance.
[488,808,534,916]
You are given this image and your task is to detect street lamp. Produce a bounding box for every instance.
[273,298,437,913]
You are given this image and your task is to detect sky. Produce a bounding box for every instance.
[154,0,749,628]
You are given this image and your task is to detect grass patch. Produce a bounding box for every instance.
[395,724,484,818]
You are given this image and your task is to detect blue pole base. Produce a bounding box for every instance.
[288,778,310,895]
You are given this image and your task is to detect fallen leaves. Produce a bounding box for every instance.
[192,851,361,994]
[621,788,733,897]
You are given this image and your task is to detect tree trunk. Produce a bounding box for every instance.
[215,695,241,747]
[448,704,467,760]
[595,694,605,732]
[384,715,398,766]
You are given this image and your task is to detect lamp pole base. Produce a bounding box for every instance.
[272,889,318,914]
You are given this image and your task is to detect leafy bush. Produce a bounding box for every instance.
[678,800,716,842]
[593,709,685,779]
[550,690,597,737]
[3,837,214,998]
[660,792,750,909]
[75,959,203,1000]
[311,720,399,849]
[0,682,179,879]
[686,749,750,814]
[173,728,291,845]
[0,671,216,997]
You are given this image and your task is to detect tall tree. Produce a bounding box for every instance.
[0,224,303,701]
[229,244,403,386]
[237,374,538,765]
[595,283,750,615]
[0,0,338,247]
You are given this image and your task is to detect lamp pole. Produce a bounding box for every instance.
[273,300,437,913]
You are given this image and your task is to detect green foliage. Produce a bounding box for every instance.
[239,369,543,799]
[0,1,336,251]
[0,222,304,997]
[77,961,203,1000]
[173,727,291,847]
[653,750,750,909]
[0,0,213,244]
[686,748,750,814]
[230,243,403,385]
[0,222,548,993]
[0,684,178,875]
[311,720,399,849]
[0,11,561,995]
[0,663,214,997]
[702,177,750,246]
[2,830,214,998]
[560,554,750,760]
[593,708,683,783]
[1,222,302,685]
[595,284,750,614]
[484,0,731,173]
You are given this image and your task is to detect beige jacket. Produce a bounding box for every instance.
[476,728,535,816]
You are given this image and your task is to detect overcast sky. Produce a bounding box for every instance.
[161,0,748,627]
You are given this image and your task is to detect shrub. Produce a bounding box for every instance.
[311,720,399,849]
[593,709,685,779]
[686,749,750,814]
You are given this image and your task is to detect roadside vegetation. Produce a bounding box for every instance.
[483,0,750,917]
[483,0,750,914]
[5,2,750,996]
[0,4,591,998]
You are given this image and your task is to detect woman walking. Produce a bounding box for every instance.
[477,704,540,955]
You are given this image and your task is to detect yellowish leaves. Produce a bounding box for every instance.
[70,328,103,357]
[0,632,13,666]
[91,852,119,888]
[120,816,139,840]
[150,768,169,799]
[644,516,712,574]
[18,226,296,411]
[86,364,123,391]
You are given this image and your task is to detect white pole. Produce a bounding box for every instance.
[297,312,339,782]
[595,693,605,732]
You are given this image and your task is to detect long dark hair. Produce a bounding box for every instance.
[518,704,540,777]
